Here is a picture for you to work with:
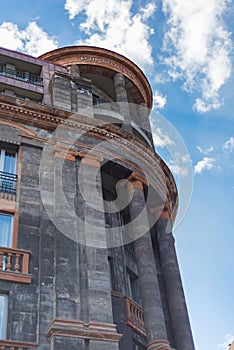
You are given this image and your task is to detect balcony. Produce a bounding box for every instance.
[0,340,37,350]
[0,171,17,194]
[0,246,32,283]
[125,296,146,336]
[0,65,43,85]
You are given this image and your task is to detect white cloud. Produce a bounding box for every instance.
[194,157,215,174]
[153,91,167,109]
[162,0,232,112]
[197,145,214,155]
[222,137,234,153]
[169,153,192,176]
[0,21,58,56]
[152,127,174,148]
[65,0,156,69]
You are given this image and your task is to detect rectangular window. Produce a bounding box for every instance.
[0,294,8,339]
[0,148,17,194]
[108,257,114,290]
[126,269,139,303]
[133,343,145,350]
[0,213,13,247]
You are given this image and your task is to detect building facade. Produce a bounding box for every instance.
[0,45,195,350]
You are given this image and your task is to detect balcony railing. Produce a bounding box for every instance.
[0,65,43,85]
[0,171,17,195]
[125,296,146,336]
[0,246,32,284]
[0,339,37,350]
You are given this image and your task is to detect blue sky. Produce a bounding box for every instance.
[0,1,233,349]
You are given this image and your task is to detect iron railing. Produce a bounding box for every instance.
[0,171,17,194]
[0,65,43,85]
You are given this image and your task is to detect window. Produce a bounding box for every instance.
[0,214,13,247]
[0,148,17,194]
[133,342,145,350]
[0,294,8,339]
[108,257,114,290]
[126,269,139,303]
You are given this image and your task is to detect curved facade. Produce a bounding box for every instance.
[0,46,195,350]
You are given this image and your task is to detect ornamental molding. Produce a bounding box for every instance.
[39,46,152,109]
[0,99,177,214]
[48,318,122,343]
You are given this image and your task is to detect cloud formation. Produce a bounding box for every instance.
[222,137,234,153]
[153,91,167,109]
[0,21,58,56]
[162,0,232,112]
[194,157,215,174]
[197,145,214,155]
[65,0,156,69]
[152,127,174,147]
[168,153,191,176]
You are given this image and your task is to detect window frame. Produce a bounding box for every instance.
[0,293,8,340]
[126,268,140,303]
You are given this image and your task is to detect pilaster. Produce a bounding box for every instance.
[76,152,121,350]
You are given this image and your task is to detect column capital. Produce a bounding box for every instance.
[147,339,172,350]
[78,150,103,167]
[150,205,171,220]
[53,145,78,162]
[127,172,148,190]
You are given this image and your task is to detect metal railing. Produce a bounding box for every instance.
[0,65,43,85]
[0,171,17,194]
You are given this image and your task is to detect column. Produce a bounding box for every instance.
[113,73,132,133]
[156,211,195,350]
[70,64,80,77]
[127,173,172,350]
[138,103,154,146]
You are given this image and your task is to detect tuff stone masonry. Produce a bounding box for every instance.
[0,45,195,350]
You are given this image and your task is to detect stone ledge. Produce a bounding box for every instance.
[48,318,122,343]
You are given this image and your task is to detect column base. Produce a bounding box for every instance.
[147,339,172,350]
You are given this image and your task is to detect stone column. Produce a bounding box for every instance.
[113,73,132,133]
[156,210,195,350]
[70,64,80,77]
[138,103,154,146]
[127,173,172,350]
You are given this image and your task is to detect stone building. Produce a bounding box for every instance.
[0,45,195,350]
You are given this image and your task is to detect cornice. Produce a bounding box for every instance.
[0,96,177,217]
[39,45,153,109]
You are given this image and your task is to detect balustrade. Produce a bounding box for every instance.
[0,247,31,283]
[125,296,146,336]
[0,339,37,350]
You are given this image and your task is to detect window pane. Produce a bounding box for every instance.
[0,214,13,247]
[0,295,8,339]
[4,151,16,174]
